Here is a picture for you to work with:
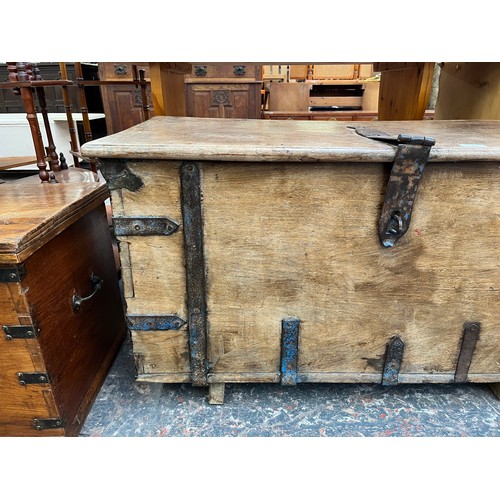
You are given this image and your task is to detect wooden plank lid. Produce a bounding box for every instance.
[81,116,500,163]
[0,169,108,264]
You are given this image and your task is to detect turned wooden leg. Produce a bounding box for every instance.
[489,384,500,400]
[208,383,225,405]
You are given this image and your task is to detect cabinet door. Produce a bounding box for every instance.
[100,84,154,134]
[185,83,261,119]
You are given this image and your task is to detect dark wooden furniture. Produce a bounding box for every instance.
[83,117,500,405]
[98,62,155,134]
[185,64,262,118]
[0,169,127,436]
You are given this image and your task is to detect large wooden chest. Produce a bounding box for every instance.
[82,117,500,404]
[0,169,126,435]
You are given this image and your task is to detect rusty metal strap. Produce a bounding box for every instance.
[180,162,208,387]
[351,127,436,248]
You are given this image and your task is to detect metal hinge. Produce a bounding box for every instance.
[126,314,186,331]
[382,336,405,385]
[33,418,64,430]
[350,127,436,248]
[113,216,179,237]
[3,325,39,340]
[17,372,50,385]
[0,265,25,283]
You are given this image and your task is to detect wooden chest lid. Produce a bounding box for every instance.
[0,169,109,265]
[81,116,500,163]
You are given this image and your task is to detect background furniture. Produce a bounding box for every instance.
[185,64,262,118]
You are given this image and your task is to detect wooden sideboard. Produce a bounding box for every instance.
[98,62,154,134]
[184,64,262,119]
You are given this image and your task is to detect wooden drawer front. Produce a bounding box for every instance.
[201,162,500,383]
[186,83,261,119]
[189,64,261,80]
[98,62,150,81]
[0,282,62,436]
[23,205,126,434]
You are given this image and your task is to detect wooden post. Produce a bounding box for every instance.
[59,63,80,168]
[149,62,192,116]
[33,64,60,171]
[15,63,50,182]
[375,62,435,120]
[74,62,98,174]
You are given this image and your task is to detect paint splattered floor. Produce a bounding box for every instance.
[81,336,500,437]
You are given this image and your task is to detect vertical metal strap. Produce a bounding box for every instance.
[281,318,300,386]
[180,162,208,386]
[455,322,480,383]
[382,336,405,385]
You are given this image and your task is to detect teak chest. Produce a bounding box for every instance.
[0,169,126,435]
[82,117,500,404]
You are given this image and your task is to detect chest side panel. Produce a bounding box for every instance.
[23,205,126,434]
[0,282,63,436]
[201,162,499,382]
[105,160,190,380]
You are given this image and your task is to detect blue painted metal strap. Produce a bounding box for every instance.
[127,315,186,331]
[382,336,405,385]
[180,162,208,386]
[281,318,300,386]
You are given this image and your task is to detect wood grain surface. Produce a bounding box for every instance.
[0,169,108,264]
[81,116,500,163]
[0,282,63,436]
[201,161,499,381]
[23,205,126,435]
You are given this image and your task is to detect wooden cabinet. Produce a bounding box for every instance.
[185,64,262,119]
[98,62,154,134]
[0,169,126,435]
[83,117,500,405]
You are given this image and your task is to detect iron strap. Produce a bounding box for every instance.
[351,127,436,248]
[382,336,405,385]
[455,322,480,383]
[3,325,39,340]
[113,216,179,237]
[281,318,301,386]
[127,314,186,331]
[180,162,208,386]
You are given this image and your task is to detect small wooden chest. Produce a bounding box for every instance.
[0,169,126,435]
[82,117,500,404]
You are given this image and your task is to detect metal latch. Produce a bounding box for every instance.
[350,127,436,248]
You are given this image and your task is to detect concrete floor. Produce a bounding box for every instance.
[80,335,500,437]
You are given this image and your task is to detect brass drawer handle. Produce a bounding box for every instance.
[72,273,103,312]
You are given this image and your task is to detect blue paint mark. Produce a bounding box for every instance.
[281,318,300,386]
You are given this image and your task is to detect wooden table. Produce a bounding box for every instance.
[82,116,500,404]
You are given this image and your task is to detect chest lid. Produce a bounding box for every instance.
[0,169,108,265]
[81,116,500,163]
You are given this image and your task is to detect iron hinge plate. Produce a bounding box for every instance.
[127,314,186,331]
[33,418,64,430]
[0,265,26,283]
[3,325,39,340]
[17,372,50,385]
[113,216,179,237]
